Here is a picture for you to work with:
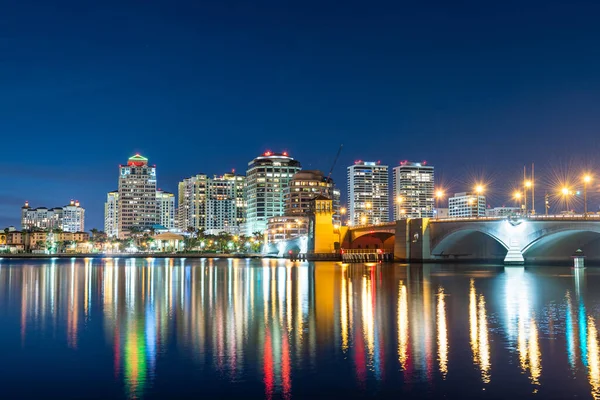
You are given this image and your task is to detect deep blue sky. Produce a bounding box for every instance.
[2,0,600,229]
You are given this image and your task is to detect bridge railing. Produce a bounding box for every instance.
[342,249,391,254]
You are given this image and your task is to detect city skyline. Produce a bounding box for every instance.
[4,148,600,230]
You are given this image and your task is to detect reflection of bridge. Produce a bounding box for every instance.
[341,216,600,264]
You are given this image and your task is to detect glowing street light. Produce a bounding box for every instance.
[435,190,445,219]
[561,187,573,214]
[360,216,367,225]
[583,174,593,218]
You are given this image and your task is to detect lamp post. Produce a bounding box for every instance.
[513,191,522,214]
[583,175,592,218]
[435,190,444,220]
[524,180,532,216]
[396,196,404,220]
[474,185,484,219]
[561,187,573,214]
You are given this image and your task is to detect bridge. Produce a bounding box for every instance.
[342,215,600,264]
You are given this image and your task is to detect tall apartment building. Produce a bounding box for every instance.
[177,173,246,234]
[157,189,175,230]
[392,161,434,219]
[117,154,157,238]
[284,170,340,223]
[21,200,85,232]
[244,151,302,235]
[347,161,389,225]
[177,174,208,232]
[448,192,486,218]
[104,191,119,238]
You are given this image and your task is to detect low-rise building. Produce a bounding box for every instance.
[21,200,85,232]
[448,192,486,218]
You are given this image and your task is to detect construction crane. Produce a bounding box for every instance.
[326,144,343,182]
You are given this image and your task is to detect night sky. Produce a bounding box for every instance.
[2,0,600,229]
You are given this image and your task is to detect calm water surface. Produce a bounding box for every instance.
[0,258,599,399]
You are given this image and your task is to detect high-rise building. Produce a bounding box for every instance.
[244,151,302,235]
[157,189,175,230]
[177,174,208,232]
[392,161,434,219]
[117,154,157,238]
[448,192,486,218]
[104,191,119,238]
[284,170,340,223]
[177,173,246,235]
[21,200,85,232]
[347,161,389,225]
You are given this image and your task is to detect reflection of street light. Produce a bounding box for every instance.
[583,175,592,218]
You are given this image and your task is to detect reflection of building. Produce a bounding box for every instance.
[117,154,158,238]
[244,151,302,235]
[21,200,85,232]
[393,161,434,219]
[156,189,175,229]
[347,161,389,225]
[177,173,246,234]
[448,192,486,218]
[104,191,119,237]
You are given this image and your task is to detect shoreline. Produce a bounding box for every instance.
[0,253,265,259]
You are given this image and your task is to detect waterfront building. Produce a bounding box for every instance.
[244,151,302,235]
[177,173,246,235]
[448,192,486,218]
[347,161,389,225]
[157,189,176,230]
[117,154,157,238]
[486,206,522,217]
[104,191,119,237]
[393,161,434,219]
[21,200,85,232]
[284,170,340,223]
[266,216,309,243]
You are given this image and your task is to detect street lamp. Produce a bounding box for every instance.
[396,196,404,219]
[365,202,372,225]
[333,224,341,250]
[524,180,532,216]
[435,190,444,219]
[340,207,347,226]
[583,175,592,218]
[513,191,523,213]
[561,187,573,214]
[474,185,484,218]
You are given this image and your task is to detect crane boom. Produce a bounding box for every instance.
[327,144,343,181]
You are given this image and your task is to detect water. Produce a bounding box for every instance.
[0,258,599,399]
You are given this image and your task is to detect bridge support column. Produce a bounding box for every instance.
[504,237,524,265]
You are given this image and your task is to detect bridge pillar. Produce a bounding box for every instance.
[503,237,524,265]
[394,218,432,261]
